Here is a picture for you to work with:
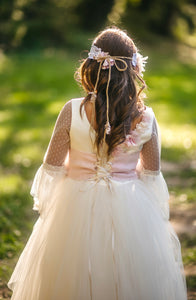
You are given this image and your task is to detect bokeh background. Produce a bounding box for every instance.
[0,0,196,299]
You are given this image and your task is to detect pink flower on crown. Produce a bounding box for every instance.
[102,58,115,69]
[88,44,115,69]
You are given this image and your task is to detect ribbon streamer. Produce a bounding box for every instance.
[88,44,147,139]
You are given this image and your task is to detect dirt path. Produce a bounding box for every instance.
[170,204,196,237]
[170,205,196,300]
[163,160,196,299]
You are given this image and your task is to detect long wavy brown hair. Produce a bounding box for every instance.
[75,27,146,157]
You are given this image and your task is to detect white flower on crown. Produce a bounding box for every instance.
[88,44,115,69]
[88,44,148,74]
[132,53,137,67]
[88,44,107,60]
[102,58,115,69]
[132,52,148,77]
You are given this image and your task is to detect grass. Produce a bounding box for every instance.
[144,41,196,163]
[0,41,196,297]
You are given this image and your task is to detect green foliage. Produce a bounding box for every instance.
[75,0,115,31]
[1,0,196,50]
[122,0,196,38]
[0,190,27,259]
[143,41,196,162]
[0,49,81,265]
[0,0,114,50]
[0,0,90,50]
[186,275,196,291]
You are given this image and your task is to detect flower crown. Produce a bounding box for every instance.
[87,44,148,137]
[88,44,148,75]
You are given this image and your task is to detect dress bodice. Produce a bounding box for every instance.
[31,97,170,222]
[68,98,155,182]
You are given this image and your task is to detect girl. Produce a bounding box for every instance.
[8,27,187,300]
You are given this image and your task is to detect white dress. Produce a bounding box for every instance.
[8,98,187,300]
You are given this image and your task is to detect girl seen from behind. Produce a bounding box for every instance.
[8,27,187,300]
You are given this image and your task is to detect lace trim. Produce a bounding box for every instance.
[114,107,154,153]
[42,162,68,174]
[137,162,160,176]
[140,169,160,176]
[130,106,154,137]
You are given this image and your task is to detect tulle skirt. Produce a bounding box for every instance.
[8,176,187,300]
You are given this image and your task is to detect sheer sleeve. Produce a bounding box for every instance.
[30,100,72,217]
[43,100,72,166]
[138,114,187,289]
[137,115,170,221]
[139,117,160,174]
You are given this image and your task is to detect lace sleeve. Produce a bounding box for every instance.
[30,100,72,216]
[43,100,72,166]
[137,115,170,221]
[138,116,187,288]
[139,116,161,174]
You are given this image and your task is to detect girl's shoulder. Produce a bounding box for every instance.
[62,97,84,108]
[132,106,154,135]
[143,105,155,119]
[132,105,154,131]
[68,97,84,105]
[58,97,84,116]
[113,106,156,154]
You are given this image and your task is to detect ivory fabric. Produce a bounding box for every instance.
[8,98,187,300]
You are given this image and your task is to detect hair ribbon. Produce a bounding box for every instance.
[88,44,147,138]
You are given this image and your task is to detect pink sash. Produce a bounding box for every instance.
[67,148,139,182]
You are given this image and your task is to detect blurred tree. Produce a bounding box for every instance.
[0,0,83,50]
[21,0,75,47]
[0,0,114,50]
[122,0,196,37]
[0,0,16,50]
[1,0,195,50]
[75,0,115,31]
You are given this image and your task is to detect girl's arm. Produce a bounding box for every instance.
[139,117,160,174]
[43,100,72,167]
[30,100,72,217]
[137,116,170,221]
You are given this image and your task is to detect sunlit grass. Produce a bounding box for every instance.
[183,248,196,266]
[46,99,68,116]
[0,127,11,142]
[0,50,81,280]
[161,123,196,160]
[0,174,23,194]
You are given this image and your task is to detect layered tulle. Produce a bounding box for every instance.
[30,163,67,217]
[8,165,187,300]
[138,168,187,292]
